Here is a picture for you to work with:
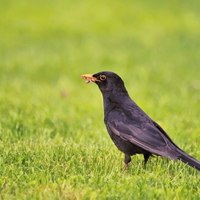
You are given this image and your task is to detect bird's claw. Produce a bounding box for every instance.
[123,163,130,170]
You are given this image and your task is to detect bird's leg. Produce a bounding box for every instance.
[123,154,131,170]
[123,163,129,170]
[143,153,150,166]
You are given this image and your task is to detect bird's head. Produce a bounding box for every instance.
[81,71,127,94]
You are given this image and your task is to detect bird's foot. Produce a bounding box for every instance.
[123,163,130,170]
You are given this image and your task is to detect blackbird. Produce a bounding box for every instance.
[81,71,200,171]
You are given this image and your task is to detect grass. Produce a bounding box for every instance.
[0,0,200,199]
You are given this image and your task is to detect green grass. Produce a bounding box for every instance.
[0,0,200,199]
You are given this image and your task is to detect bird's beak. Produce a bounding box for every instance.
[81,74,100,84]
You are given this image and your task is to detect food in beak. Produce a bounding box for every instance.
[81,74,99,84]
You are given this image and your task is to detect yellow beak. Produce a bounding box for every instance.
[81,74,100,84]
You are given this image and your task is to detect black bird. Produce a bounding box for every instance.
[81,71,200,171]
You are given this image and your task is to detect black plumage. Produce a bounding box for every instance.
[81,71,200,171]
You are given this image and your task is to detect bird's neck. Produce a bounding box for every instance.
[102,89,129,116]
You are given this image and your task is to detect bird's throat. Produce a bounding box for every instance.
[102,92,129,117]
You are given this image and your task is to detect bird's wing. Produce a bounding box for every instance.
[106,110,179,160]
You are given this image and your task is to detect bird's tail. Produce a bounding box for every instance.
[178,150,200,171]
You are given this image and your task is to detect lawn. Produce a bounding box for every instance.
[0,0,200,199]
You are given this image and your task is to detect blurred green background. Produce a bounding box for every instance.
[0,0,199,139]
[0,0,200,199]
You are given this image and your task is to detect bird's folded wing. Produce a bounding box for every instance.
[106,120,179,160]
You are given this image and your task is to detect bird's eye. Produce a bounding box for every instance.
[100,75,107,81]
